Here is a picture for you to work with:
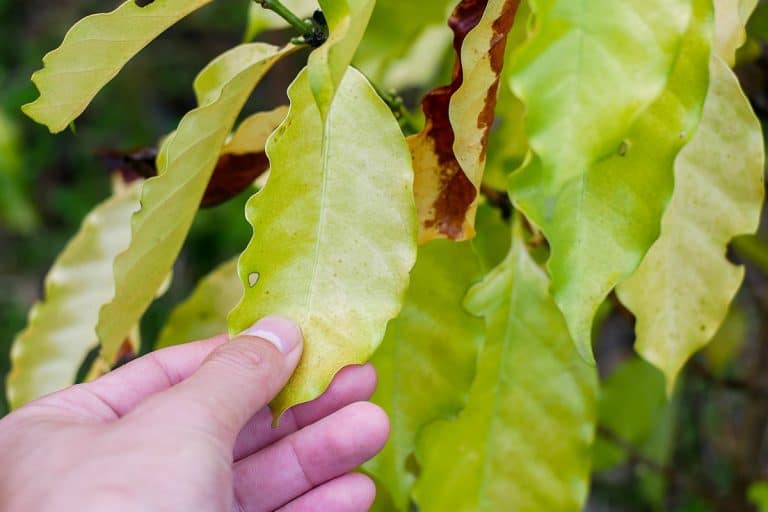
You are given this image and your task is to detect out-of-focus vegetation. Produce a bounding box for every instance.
[6,1,768,510]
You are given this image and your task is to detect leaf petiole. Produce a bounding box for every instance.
[255,0,328,47]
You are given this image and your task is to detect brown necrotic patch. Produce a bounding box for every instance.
[414,0,521,239]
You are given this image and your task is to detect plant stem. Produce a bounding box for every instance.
[255,0,328,47]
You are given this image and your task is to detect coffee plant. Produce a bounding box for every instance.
[6,0,767,510]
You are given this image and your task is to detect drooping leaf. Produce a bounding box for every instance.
[22,0,216,132]
[307,0,376,116]
[156,258,240,349]
[96,43,294,364]
[413,222,598,512]
[228,67,417,416]
[617,56,764,389]
[715,0,760,66]
[245,0,318,42]
[365,240,484,509]
[7,184,141,409]
[508,0,707,360]
[410,0,522,244]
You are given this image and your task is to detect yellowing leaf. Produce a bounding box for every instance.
[228,67,417,416]
[508,0,706,360]
[617,57,764,389]
[716,0,760,66]
[156,258,239,349]
[96,43,293,364]
[365,240,484,509]
[410,0,522,244]
[7,184,141,409]
[413,222,598,512]
[22,0,216,133]
[308,0,375,116]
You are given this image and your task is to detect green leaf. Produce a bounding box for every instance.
[616,56,764,389]
[156,258,239,349]
[96,43,293,364]
[365,240,484,510]
[508,0,710,360]
[227,67,417,416]
[413,222,598,512]
[245,0,318,42]
[0,110,37,233]
[308,0,375,116]
[592,358,668,471]
[22,0,216,133]
[7,184,141,409]
[354,0,454,85]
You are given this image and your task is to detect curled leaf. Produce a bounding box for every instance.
[23,0,216,132]
[508,0,698,360]
[228,67,417,417]
[96,43,294,364]
[7,184,141,409]
[617,57,765,389]
[409,0,522,244]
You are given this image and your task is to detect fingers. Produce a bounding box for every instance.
[233,363,377,460]
[233,402,389,512]
[134,316,303,444]
[275,473,376,512]
[54,336,227,420]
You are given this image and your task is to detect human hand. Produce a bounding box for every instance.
[0,317,388,512]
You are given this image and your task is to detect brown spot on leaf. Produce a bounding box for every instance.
[412,0,521,241]
[98,147,270,208]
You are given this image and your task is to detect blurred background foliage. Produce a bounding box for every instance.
[5,1,768,510]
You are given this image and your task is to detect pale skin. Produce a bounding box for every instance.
[0,316,389,511]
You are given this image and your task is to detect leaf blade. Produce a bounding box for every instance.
[617,56,765,388]
[22,0,216,132]
[96,43,293,363]
[228,67,417,416]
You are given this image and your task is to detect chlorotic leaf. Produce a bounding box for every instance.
[413,222,598,512]
[508,0,704,360]
[410,0,522,244]
[617,57,765,390]
[364,240,484,510]
[7,184,141,409]
[715,0,759,66]
[22,0,216,133]
[228,67,417,416]
[245,0,318,42]
[156,258,239,349]
[308,0,376,116]
[96,43,293,364]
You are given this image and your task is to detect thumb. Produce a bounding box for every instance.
[141,316,303,443]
